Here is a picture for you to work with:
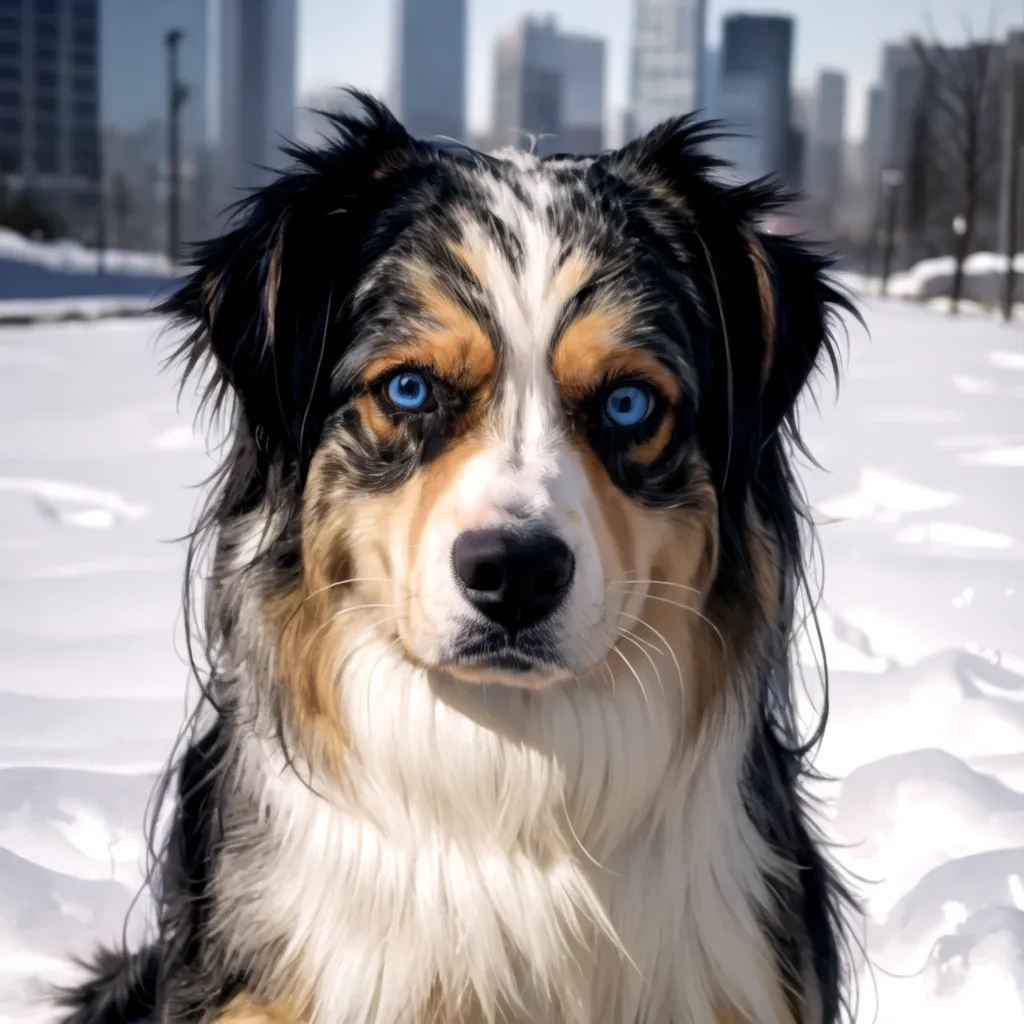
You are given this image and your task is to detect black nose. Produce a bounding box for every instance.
[452,529,575,631]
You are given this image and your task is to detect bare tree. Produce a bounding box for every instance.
[910,32,1002,313]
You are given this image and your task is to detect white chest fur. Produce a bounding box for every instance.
[213,641,793,1024]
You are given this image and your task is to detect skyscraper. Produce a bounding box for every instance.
[628,0,706,138]
[805,70,847,233]
[0,0,101,241]
[717,14,795,182]
[392,0,466,141]
[218,0,296,201]
[864,83,885,186]
[491,17,605,156]
[556,31,605,153]
[701,48,720,119]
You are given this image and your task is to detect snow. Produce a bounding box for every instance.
[0,297,159,325]
[0,299,1022,1021]
[0,229,175,277]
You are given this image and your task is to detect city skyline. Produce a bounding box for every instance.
[303,0,1024,143]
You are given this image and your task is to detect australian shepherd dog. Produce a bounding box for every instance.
[57,94,858,1024]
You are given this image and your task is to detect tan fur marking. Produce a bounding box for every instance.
[553,309,680,405]
[683,498,783,741]
[354,392,400,443]
[201,270,224,327]
[632,412,675,465]
[354,272,497,442]
[406,437,487,560]
[212,994,305,1023]
[747,232,777,388]
[264,219,287,341]
[553,252,594,298]
[266,446,382,774]
[574,441,637,574]
[363,271,496,385]
[447,240,489,288]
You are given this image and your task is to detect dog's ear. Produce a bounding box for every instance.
[607,116,851,442]
[745,229,851,440]
[162,93,417,461]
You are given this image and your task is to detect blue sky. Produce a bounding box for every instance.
[299,0,1023,141]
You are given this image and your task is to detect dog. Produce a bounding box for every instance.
[56,93,857,1024]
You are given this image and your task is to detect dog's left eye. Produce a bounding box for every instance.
[385,371,432,411]
[604,384,652,427]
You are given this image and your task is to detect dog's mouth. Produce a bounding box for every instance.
[438,624,571,686]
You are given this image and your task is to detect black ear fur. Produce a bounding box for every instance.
[159,92,418,465]
[755,230,852,442]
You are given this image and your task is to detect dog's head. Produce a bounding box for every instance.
[168,94,849,750]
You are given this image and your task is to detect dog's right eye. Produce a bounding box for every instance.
[384,370,434,412]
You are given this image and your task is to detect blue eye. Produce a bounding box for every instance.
[386,371,430,410]
[605,384,651,427]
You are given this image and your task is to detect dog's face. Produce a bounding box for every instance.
[303,158,719,689]
[170,97,847,715]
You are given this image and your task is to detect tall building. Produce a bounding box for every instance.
[804,70,847,233]
[701,48,720,118]
[876,43,922,179]
[0,0,101,241]
[557,32,604,153]
[717,14,795,183]
[491,17,605,156]
[863,83,885,186]
[391,0,466,141]
[99,0,212,251]
[218,0,296,203]
[628,0,705,138]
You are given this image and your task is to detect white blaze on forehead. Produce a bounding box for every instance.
[459,164,591,456]
[447,443,586,526]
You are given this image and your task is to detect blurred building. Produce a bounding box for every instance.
[0,0,101,241]
[701,47,719,119]
[492,16,604,156]
[391,0,466,141]
[716,14,796,184]
[804,70,847,234]
[863,83,884,185]
[627,0,705,138]
[218,0,296,203]
[875,43,921,182]
[99,0,212,252]
[558,32,604,153]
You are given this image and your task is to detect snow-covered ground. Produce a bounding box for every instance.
[0,301,1022,1021]
[0,229,175,277]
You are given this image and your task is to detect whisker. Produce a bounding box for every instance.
[615,630,665,698]
[607,579,702,596]
[280,577,410,633]
[614,624,663,658]
[296,603,401,661]
[610,645,650,713]
[618,612,686,697]
[623,593,727,654]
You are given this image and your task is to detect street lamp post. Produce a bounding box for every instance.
[879,168,904,299]
[951,214,968,315]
